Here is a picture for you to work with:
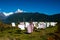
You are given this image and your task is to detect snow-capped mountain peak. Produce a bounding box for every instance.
[15,9,26,13]
[3,12,13,16]
[3,9,26,16]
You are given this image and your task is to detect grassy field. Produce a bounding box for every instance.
[0,25,59,40]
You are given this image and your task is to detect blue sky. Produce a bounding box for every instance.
[0,0,60,15]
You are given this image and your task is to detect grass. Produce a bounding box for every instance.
[0,25,58,40]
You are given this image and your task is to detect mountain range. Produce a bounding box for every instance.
[0,9,60,24]
[0,12,6,21]
[5,13,60,24]
[3,9,26,16]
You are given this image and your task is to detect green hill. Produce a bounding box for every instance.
[5,12,60,24]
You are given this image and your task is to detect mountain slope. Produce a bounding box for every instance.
[5,12,60,24]
[50,14,60,22]
[0,12,6,21]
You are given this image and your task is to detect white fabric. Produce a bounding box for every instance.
[46,22,50,27]
[18,24,25,30]
[20,22,24,25]
[27,25,32,33]
[11,22,16,27]
[38,22,46,29]
[33,22,38,27]
[25,22,30,27]
[27,23,34,33]
[50,22,57,26]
